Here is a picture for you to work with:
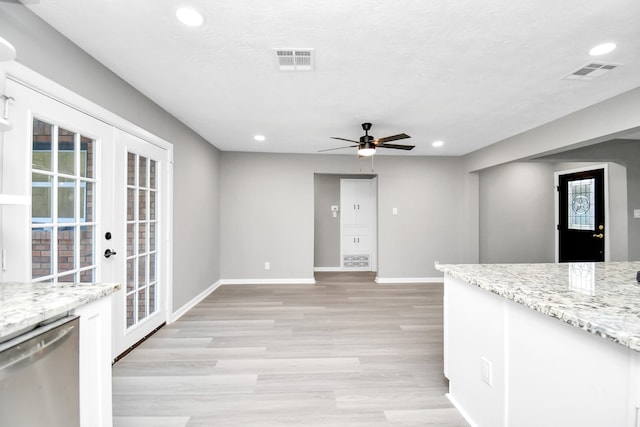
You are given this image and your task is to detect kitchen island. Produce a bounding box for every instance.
[1,282,120,427]
[436,261,640,427]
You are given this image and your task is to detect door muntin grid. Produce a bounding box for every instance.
[31,118,97,283]
[126,152,158,329]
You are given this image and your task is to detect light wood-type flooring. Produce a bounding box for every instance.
[112,272,468,426]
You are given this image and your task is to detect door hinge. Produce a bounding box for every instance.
[557,224,560,231]
[556,185,560,192]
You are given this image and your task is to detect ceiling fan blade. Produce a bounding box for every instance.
[375,133,411,144]
[377,143,415,150]
[318,145,358,152]
[330,137,360,143]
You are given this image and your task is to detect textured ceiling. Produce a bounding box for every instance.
[22,0,640,156]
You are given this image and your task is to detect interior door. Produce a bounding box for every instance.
[558,168,605,262]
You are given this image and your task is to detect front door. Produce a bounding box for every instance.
[2,78,169,361]
[558,168,605,262]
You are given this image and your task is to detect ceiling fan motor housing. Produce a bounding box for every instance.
[360,135,374,143]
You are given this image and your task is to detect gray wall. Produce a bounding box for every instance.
[478,160,629,263]
[479,162,556,263]
[221,153,466,280]
[0,3,221,311]
[314,174,341,268]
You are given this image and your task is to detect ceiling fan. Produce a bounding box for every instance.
[319,122,414,156]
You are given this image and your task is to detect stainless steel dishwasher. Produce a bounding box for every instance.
[0,315,80,427]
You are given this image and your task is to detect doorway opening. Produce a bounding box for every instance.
[313,173,377,272]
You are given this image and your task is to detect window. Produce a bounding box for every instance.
[567,178,595,231]
[31,118,97,282]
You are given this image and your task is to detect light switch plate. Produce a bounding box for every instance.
[392,207,398,215]
[634,209,640,219]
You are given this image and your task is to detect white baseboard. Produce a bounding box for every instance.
[170,280,221,323]
[445,393,478,427]
[220,278,316,285]
[374,276,444,284]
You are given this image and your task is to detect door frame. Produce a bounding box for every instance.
[554,163,609,262]
[3,62,174,325]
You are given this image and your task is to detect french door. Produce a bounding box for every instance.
[110,129,169,357]
[1,78,169,360]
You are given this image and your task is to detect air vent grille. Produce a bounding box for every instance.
[274,49,315,71]
[563,62,620,81]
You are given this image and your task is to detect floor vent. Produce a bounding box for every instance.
[274,49,315,71]
[562,62,619,81]
[343,254,370,268]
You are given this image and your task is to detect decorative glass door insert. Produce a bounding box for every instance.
[31,118,96,283]
[126,152,158,328]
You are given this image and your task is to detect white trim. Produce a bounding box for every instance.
[554,163,610,262]
[220,278,316,285]
[445,393,479,427]
[0,194,30,205]
[375,276,443,284]
[5,63,173,151]
[170,280,222,323]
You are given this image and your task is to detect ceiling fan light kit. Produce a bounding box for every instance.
[321,122,414,156]
[358,141,376,157]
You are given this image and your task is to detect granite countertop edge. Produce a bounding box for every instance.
[0,282,121,340]
[435,262,640,353]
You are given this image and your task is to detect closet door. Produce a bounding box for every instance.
[340,179,376,271]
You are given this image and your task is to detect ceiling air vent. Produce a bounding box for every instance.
[274,49,315,71]
[563,62,619,81]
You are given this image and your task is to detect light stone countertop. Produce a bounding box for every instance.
[435,261,640,352]
[0,281,120,341]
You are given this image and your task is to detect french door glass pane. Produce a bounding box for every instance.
[58,127,75,175]
[32,119,52,171]
[32,227,53,279]
[80,225,94,269]
[57,227,75,274]
[32,173,52,219]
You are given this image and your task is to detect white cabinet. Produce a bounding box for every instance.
[340,179,376,270]
[73,296,114,427]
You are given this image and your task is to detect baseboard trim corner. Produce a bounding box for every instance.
[445,393,478,427]
[170,280,221,323]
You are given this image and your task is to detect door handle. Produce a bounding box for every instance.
[592,233,604,239]
[104,249,117,258]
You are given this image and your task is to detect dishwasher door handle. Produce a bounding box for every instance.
[0,323,76,372]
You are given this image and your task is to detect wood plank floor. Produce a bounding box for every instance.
[112,272,468,426]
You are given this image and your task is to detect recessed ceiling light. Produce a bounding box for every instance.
[176,7,204,27]
[432,140,444,147]
[254,135,266,142]
[589,42,616,56]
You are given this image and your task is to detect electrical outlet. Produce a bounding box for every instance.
[264,261,270,270]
